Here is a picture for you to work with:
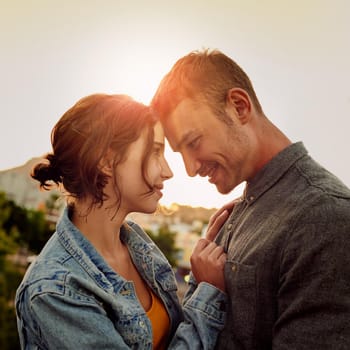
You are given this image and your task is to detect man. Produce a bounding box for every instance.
[151,49,350,349]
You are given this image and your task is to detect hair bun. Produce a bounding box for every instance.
[31,153,62,189]
[47,153,58,169]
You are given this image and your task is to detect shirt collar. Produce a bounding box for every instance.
[244,142,308,203]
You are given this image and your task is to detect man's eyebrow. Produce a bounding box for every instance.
[174,130,196,151]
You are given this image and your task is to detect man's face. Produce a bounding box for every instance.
[162,98,252,194]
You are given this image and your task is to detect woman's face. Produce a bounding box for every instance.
[115,122,173,214]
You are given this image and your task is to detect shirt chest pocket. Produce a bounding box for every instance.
[224,261,257,348]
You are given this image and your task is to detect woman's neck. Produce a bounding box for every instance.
[71,202,127,260]
[71,202,152,311]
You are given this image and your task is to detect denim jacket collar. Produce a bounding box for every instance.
[56,208,156,295]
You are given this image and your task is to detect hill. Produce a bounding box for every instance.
[0,157,57,209]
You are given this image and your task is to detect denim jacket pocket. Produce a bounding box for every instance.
[114,312,152,348]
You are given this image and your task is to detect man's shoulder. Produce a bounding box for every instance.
[294,154,350,200]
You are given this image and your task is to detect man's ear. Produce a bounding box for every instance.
[226,88,252,124]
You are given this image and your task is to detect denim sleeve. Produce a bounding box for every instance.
[18,292,132,349]
[168,282,227,349]
[274,200,350,348]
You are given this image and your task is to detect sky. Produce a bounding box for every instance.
[1,0,349,209]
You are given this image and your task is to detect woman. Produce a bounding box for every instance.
[15,94,228,349]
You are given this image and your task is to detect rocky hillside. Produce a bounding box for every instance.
[0,157,58,209]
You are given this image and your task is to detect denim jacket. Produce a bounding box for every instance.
[16,208,227,349]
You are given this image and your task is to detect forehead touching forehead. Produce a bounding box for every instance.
[162,97,207,152]
[153,121,165,144]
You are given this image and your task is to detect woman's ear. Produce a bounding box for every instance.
[99,156,113,176]
[226,88,252,124]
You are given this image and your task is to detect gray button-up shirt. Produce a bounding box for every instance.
[215,142,350,349]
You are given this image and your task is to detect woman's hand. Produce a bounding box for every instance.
[205,199,238,241]
[190,199,239,292]
[190,238,227,292]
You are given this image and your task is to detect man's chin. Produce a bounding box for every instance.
[214,180,236,195]
[215,183,230,195]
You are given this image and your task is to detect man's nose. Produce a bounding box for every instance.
[182,153,201,177]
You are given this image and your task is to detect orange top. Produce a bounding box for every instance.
[146,289,170,350]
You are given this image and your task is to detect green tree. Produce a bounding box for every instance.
[23,209,54,254]
[0,191,55,349]
[146,224,181,267]
[0,247,22,350]
[0,192,54,254]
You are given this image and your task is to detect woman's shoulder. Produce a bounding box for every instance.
[16,232,78,300]
[15,261,70,320]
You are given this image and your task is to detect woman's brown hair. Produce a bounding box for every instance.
[32,94,156,209]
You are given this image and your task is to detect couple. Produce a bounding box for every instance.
[16,49,350,349]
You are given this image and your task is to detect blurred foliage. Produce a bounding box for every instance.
[146,224,181,267]
[0,257,23,350]
[0,192,54,254]
[0,191,55,349]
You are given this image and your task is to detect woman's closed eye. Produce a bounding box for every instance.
[153,144,163,156]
